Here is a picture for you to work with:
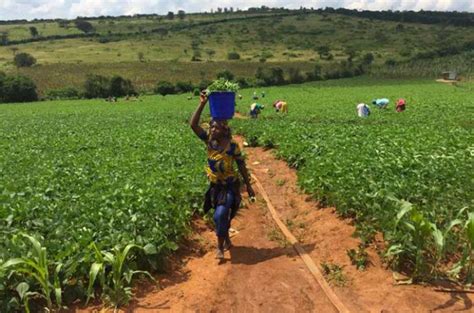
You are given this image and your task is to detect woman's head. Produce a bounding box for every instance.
[209,119,231,140]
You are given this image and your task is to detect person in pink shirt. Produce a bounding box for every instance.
[273,100,288,113]
[396,98,406,112]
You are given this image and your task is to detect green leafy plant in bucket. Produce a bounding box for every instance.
[205,78,239,93]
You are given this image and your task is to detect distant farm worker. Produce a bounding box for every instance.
[252,91,259,100]
[356,103,370,117]
[238,94,243,100]
[250,103,265,118]
[261,91,266,98]
[273,100,288,113]
[372,98,389,109]
[395,98,406,112]
[190,92,255,260]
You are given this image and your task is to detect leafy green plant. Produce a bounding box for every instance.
[347,245,369,271]
[321,262,348,286]
[205,78,239,93]
[86,243,155,309]
[1,234,62,311]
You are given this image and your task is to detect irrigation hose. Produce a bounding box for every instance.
[251,173,351,313]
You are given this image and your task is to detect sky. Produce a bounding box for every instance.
[1,0,473,21]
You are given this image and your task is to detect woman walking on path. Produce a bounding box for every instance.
[190,92,255,259]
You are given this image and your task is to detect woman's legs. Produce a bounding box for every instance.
[214,190,234,257]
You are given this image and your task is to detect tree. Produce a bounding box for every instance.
[14,53,36,68]
[177,10,185,20]
[216,69,234,81]
[75,20,95,33]
[316,45,330,58]
[205,49,216,61]
[227,51,240,60]
[155,28,168,39]
[0,75,38,103]
[0,32,8,45]
[84,74,110,98]
[362,53,374,65]
[109,75,136,97]
[29,26,39,38]
[175,81,193,93]
[345,47,357,63]
[166,12,174,20]
[154,81,175,96]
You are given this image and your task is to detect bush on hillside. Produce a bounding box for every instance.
[216,69,234,81]
[288,68,305,84]
[14,52,36,67]
[75,20,95,33]
[0,74,38,103]
[154,81,175,96]
[84,74,110,98]
[175,81,193,93]
[110,75,136,97]
[227,51,241,60]
[46,87,81,100]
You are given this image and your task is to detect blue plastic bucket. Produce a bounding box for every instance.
[208,92,235,120]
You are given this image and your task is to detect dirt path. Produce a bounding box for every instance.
[75,135,473,313]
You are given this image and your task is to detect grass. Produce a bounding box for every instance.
[1,11,473,93]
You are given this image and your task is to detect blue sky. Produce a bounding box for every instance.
[1,0,473,21]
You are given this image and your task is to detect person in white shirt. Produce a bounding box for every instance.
[356,103,370,117]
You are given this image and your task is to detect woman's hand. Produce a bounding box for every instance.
[200,91,208,105]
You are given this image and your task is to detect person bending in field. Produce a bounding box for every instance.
[372,98,389,109]
[249,103,265,118]
[395,98,406,112]
[190,92,255,260]
[356,103,370,117]
[273,100,288,113]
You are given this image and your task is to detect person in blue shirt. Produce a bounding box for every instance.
[372,98,389,109]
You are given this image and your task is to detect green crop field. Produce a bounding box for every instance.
[1,78,473,310]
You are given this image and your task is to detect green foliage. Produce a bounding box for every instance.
[0,96,207,307]
[175,81,194,93]
[227,51,241,60]
[154,80,175,96]
[46,87,81,100]
[1,234,62,311]
[75,20,95,34]
[13,52,36,68]
[233,79,473,282]
[83,74,110,98]
[216,69,235,81]
[0,74,38,103]
[109,75,136,97]
[83,74,135,98]
[86,243,154,308]
[205,78,239,93]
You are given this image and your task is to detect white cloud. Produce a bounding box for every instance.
[0,0,472,21]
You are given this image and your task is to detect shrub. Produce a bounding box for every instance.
[385,59,397,66]
[288,68,305,84]
[198,80,211,91]
[227,51,241,60]
[0,75,38,103]
[193,88,200,96]
[216,69,234,81]
[13,52,36,68]
[75,20,95,33]
[154,81,175,96]
[46,87,81,100]
[110,75,136,97]
[175,81,193,93]
[84,74,110,98]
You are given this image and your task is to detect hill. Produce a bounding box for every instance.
[0,8,473,94]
